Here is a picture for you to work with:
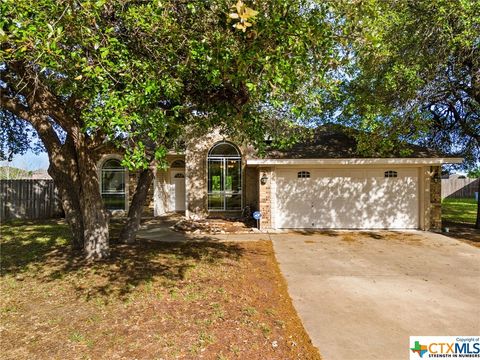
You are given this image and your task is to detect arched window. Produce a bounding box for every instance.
[101,159,126,210]
[207,142,242,211]
[171,159,185,168]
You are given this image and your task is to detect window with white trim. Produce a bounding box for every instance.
[297,171,311,178]
[207,142,242,211]
[101,159,126,210]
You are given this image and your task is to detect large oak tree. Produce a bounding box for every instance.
[1,0,339,258]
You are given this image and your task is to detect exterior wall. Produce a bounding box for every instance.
[97,148,445,229]
[185,132,218,219]
[422,165,442,231]
[154,169,169,216]
[244,167,259,211]
[429,165,442,231]
[185,129,256,219]
[128,171,154,217]
[258,167,273,229]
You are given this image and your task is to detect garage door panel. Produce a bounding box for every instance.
[276,168,419,229]
[313,176,368,228]
[367,176,418,228]
[276,171,313,228]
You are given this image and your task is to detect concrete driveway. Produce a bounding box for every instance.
[272,231,480,360]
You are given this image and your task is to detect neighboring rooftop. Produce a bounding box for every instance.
[0,167,51,180]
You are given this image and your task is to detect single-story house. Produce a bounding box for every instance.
[97,127,462,231]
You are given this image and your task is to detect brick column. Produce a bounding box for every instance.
[258,167,272,229]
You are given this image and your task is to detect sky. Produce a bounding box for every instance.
[0,150,50,171]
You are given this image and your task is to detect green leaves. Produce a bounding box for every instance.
[2,0,340,169]
[333,0,479,165]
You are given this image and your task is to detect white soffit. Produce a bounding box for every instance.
[246,158,464,166]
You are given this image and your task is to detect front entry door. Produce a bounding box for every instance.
[170,171,186,211]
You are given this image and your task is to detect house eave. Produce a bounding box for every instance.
[246,157,464,166]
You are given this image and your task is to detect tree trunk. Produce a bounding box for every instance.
[81,193,110,259]
[47,154,84,250]
[1,61,110,259]
[78,150,110,260]
[476,178,480,229]
[119,168,155,244]
[57,185,84,250]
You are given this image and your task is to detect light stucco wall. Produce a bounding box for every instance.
[154,155,185,216]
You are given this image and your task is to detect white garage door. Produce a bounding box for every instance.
[275,168,419,229]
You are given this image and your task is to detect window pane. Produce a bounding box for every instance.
[101,160,126,211]
[207,143,242,211]
[209,143,239,156]
[103,194,125,210]
[102,171,125,193]
[226,194,241,210]
[226,159,241,192]
[208,160,223,192]
[208,194,224,210]
[103,159,123,169]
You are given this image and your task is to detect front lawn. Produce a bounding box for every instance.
[442,197,478,225]
[0,220,319,359]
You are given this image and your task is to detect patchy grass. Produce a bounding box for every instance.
[442,198,478,225]
[442,198,480,247]
[0,220,320,360]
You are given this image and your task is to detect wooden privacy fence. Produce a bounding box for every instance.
[0,180,63,221]
[441,177,479,199]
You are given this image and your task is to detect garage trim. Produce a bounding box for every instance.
[247,157,463,166]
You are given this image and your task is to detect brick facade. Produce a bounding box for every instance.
[244,167,259,211]
[258,167,273,229]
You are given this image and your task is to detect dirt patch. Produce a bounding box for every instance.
[341,234,360,243]
[172,217,257,235]
[0,221,320,360]
[442,221,480,248]
[360,231,384,240]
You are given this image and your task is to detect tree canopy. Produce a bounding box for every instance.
[333,0,479,166]
[1,0,338,165]
[0,0,339,258]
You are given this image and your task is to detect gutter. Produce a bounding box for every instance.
[246,157,464,166]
